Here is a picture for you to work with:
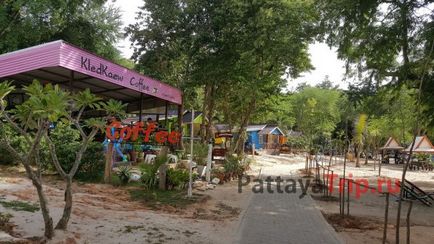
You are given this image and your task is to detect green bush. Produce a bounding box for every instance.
[0,147,15,165]
[184,142,209,165]
[223,155,244,179]
[45,123,105,181]
[0,124,28,165]
[116,166,132,185]
[166,168,190,190]
[139,154,167,189]
[75,142,105,181]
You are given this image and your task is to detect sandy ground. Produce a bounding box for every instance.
[311,156,434,244]
[246,153,434,243]
[1,154,433,244]
[0,166,251,244]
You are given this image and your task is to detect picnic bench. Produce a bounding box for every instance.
[396,179,434,206]
[409,160,434,171]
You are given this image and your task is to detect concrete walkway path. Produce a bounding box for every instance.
[235,184,344,244]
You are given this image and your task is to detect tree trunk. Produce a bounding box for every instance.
[205,85,216,142]
[55,176,73,230]
[364,147,369,165]
[32,176,54,239]
[234,98,256,155]
[200,85,209,142]
[355,146,361,167]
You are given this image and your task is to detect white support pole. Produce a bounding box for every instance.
[188,109,194,197]
[206,142,213,182]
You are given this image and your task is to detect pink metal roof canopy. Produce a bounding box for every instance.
[0,40,182,113]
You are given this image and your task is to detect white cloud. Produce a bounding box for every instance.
[286,43,347,91]
[112,0,143,58]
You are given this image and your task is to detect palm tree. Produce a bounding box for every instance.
[353,114,367,167]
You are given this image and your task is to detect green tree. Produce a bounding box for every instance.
[0,81,113,239]
[291,86,343,149]
[127,0,318,154]
[0,0,123,61]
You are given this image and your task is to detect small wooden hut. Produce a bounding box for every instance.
[404,135,434,154]
[380,137,404,164]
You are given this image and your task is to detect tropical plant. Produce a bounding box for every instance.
[116,166,132,185]
[139,154,168,189]
[353,114,368,167]
[0,81,120,238]
[183,142,209,166]
[223,155,245,180]
[166,168,190,190]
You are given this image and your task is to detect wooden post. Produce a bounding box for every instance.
[383,192,390,244]
[165,101,169,128]
[338,178,341,214]
[339,178,344,216]
[139,93,143,122]
[177,104,183,150]
[347,179,350,216]
[406,200,413,244]
[206,143,213,182]
[159,164,167,190]
[104,143,113,183]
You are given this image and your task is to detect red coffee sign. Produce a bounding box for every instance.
[105,121,181,144]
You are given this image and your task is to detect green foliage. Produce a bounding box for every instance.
[127,0,318,145]
[76,142,105,181]
[40,123,105,181]
[251,94,295,130]
[317,0,434,131]
[0,0,123,61]
[0,81,14,104]
[292,86,343,145]
[286,136,309,150]
[353,114,368,146]
[0,199,40,212]
[139,154,168,189]
[101,99,127,119]
[223,154,248,179]
[116,166,132,185]
[184,142,209,166]
[166,168,190,190]
[74,89,102,111]
[0,124,30,165]
[15,81,69,125]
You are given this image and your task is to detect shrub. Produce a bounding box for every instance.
[184,142,209,165]
[116,166,132,185]
[166,168,190,190]
[76,142,105,181]
[139,154,167,189]
[223,155,244,180]
[44,123,105,181]
[0,124,28,165]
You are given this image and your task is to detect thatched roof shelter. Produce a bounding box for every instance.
[404,136,434,154]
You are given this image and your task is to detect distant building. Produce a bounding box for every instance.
[245,125,285,150]
[404,136,434,154]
